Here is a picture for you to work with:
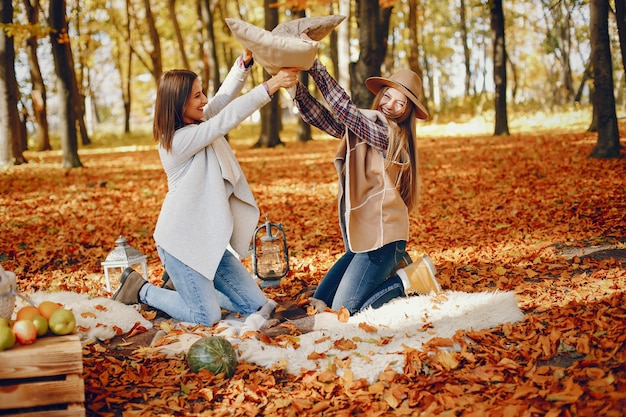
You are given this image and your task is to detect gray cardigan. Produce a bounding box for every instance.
[154,60,271,280]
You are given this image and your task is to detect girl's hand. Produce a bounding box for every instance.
[242,49,253,67]
[265,68,300,95]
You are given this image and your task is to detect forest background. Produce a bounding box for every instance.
[0,0,625,169]
[0,0,625,415]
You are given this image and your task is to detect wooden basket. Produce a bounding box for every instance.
[0,265,16,319]
[0,335,85,416]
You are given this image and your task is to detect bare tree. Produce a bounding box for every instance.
[588,0,621,158]
[616,0,626,78]
[22,0,51,151]
[0,0,26,168]
[350,0,392,108]
[490,0,509,136]
[70,1,91,145]
[49,0,82,168]
[108,1,133,133]
[254,0,283,148]
[459,0,472,97]
[168,0,190,70]
[133,0,163,84]
[291,7,311,143]
[408,0,428,115]
[198,0,221,95]
[336,0,351,90]
[541,0,576,105]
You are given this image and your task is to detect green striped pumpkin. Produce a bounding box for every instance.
[186,336,238,377]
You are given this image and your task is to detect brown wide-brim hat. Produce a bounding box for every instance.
[366,69,429,120]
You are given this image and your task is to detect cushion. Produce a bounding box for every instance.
[225,15,346,75]
[271,15,346,41]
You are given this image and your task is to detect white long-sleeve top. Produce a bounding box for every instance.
[154,59,270,280]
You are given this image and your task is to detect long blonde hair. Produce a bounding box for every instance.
[371,88,420,212]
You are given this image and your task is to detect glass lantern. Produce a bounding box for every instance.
[101,236,148,293]
[252,215,289,287]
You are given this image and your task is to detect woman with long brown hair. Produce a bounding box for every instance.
[113,50,299,326]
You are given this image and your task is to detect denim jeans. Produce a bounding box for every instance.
[313,240,410,314]
[139,247,267,326]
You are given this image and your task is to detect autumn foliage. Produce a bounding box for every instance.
[0,126,625,416]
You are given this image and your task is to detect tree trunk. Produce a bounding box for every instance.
[291,8,311,143]
[71,3,90,146]
[616,0,626,79]
[459,0,472,96]
[254,0,282,148]
[296,71,312,142]
[408,0,429,116]
[76,94,91,146]
[507,54,518,101]
[588,0,621,158]
[196,0,209,94]
[49,0,82,168]
[168,0,190,69]
[22,0,51,151]
[336,0,351,90]
[490,0,509,136]
[123,0,132,133]
[0,0,25,168]
[204,0,222,94]
[558,4,575,103]
[350,0,392,108]
[142,0,163,83]
[574,58,592,104]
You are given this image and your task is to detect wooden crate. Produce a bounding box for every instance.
[0,334,85,417]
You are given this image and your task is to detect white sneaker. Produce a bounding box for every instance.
[397,255,440,295]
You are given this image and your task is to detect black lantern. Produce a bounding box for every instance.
[252,215,289,287]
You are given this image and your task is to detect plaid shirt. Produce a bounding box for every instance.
[294,60,389,153]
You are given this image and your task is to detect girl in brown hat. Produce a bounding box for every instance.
[293,59,441,315]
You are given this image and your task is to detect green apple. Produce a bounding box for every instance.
[12,319,37,345]
[31,315,49,336]
[48,308,76,336]
[0,326,16,351]
[0,317,10,328]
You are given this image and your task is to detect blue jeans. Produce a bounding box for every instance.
[313,241,410,314]
[138,247,267,326]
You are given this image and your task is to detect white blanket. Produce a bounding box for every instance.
[154,291,524,383]
[15,291,153,342]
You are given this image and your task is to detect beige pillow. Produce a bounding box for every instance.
[225,15,346,75]
[271,15,346,41]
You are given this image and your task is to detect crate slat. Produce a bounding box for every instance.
[0,334,85,416]
[0,335,82,379]
[0,373,85,409]
[0,403,85,417]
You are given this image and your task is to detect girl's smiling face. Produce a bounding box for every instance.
[379,87,408,119]
[182,78,208,124]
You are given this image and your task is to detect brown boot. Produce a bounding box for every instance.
[397,255,441,295]
[112,268,147,304]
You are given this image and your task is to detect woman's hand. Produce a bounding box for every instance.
[242,49,253,67]
[265,68,300,96]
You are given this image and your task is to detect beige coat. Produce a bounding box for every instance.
[334,110,410,253]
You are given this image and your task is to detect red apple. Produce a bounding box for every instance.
[12,319,38,345]
[48,309,76,336]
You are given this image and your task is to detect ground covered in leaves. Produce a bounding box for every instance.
[1,124,625,416]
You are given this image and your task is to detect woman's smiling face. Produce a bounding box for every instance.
[182,78,208,124]
[378,87,408,119]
